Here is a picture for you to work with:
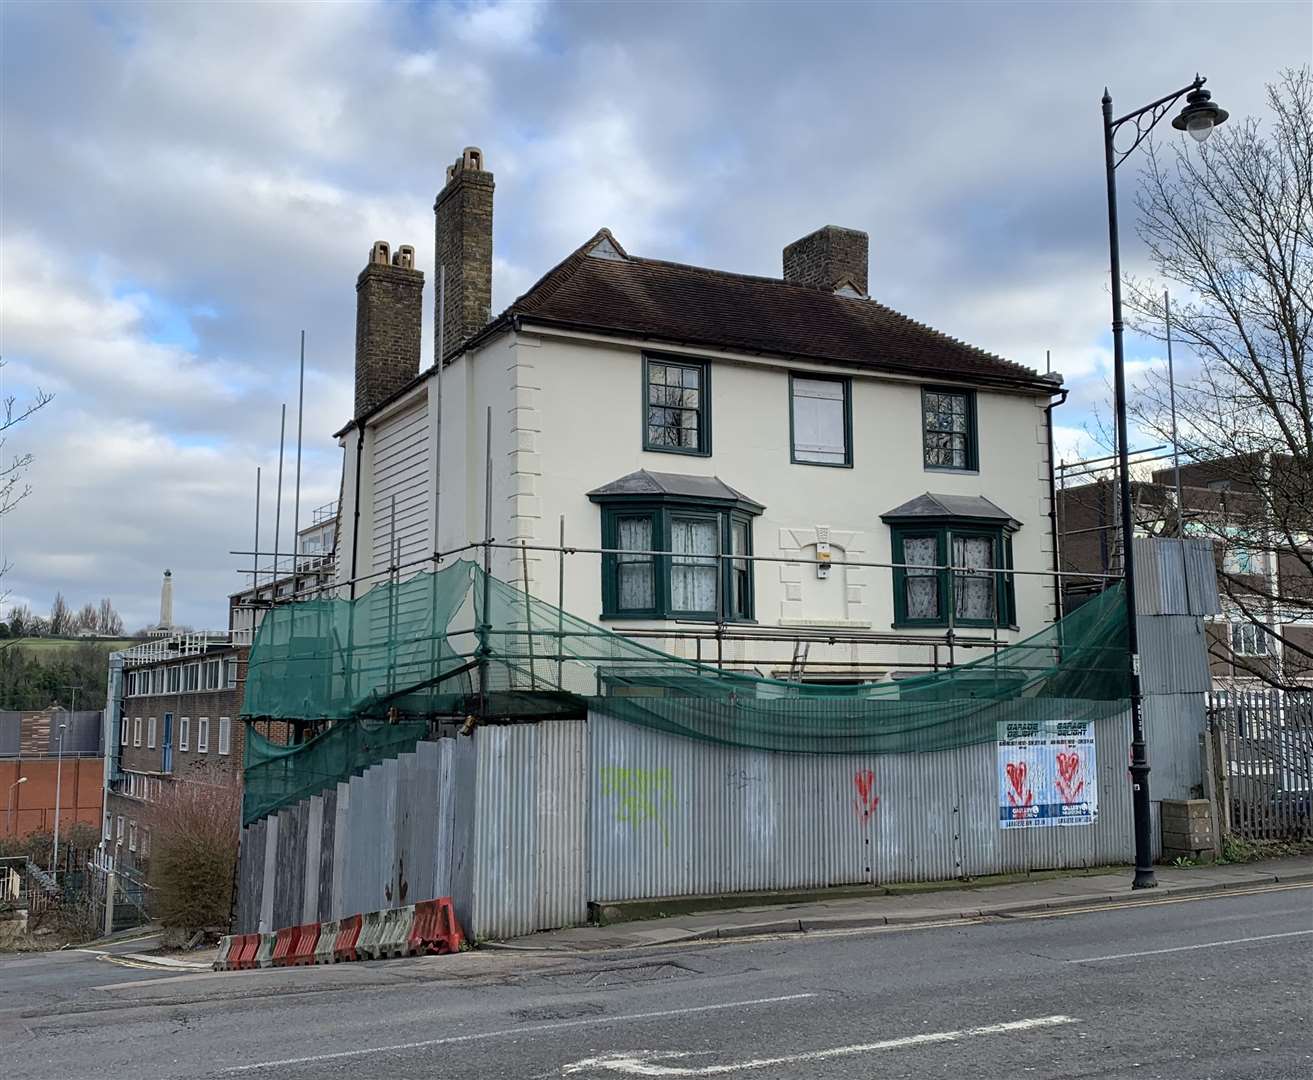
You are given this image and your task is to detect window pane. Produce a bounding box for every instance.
[903,536,939,619]
[646,361,704,451]
[616,517,654,610]
[731,521,751,618]
[924,390,972,469]
[671,518,718,612]
[792,378,847,463]
[953,536,995,621]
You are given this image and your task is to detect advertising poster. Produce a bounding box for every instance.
[997,718,1097,828]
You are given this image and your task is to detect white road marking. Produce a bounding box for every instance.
[562,1014,1078,1076]
[219,993,817,1074]
[1069,929,1313,963]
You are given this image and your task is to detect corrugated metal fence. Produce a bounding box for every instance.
[235,708,1135,941]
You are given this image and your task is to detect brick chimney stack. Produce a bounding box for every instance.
[354,240,424,418]
[783,225,869,297]
[434,147,494,361]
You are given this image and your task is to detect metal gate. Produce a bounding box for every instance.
[1209,690,1313,841]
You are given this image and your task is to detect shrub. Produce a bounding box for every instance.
[146,771,241,932]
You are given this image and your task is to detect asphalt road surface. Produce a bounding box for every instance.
[3,883,1310,1080]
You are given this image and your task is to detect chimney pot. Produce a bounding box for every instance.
[354,241,424,418]
[434,145,495,361]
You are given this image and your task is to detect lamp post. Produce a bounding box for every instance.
[51,721,67,875]
[7,776,27,836]
[1101,76,1228,889]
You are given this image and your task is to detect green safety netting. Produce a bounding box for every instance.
[241,560,1129,823]
[243,719,427,826]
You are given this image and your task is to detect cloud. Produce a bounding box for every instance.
[0,0,1305,627]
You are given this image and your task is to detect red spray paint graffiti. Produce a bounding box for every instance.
[1005,762,1034,807]
[1055,751,1085,804]
[853,770,880,822]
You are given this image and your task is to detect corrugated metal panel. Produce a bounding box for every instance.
[439,737,478,935]
[317,787,337,922]
[378,757,399,907]
[589,706,1134,904]
[472,725,540,939]
[1182,539,1220,616]
[1138,616,1212,695]
[1144,693,1206,802]
[407,742,440,904]
[330,780,350,920]
[302,796,323,924]
[258,813,278,933]
[371,400,430,573]
[536,720,588,929]
[237,821,264,934]
[1134,537,1220,617]
[343,774,366,916]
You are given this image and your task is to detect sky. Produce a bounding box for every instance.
[0,0,1307,631]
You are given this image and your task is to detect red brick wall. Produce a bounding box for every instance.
[0,757,104,839]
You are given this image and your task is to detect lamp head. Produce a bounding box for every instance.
[1173,86,1228,143]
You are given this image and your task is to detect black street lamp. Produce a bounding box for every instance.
[1101,75,1227,889]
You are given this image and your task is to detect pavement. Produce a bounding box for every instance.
[490,855,1313,951]
[2,868,1310,1079]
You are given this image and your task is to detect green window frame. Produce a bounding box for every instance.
[890,523,1016,628]
[922,387,978,471]
[643,355,711,456]
[599,501,757,621]
[789,373,853,467]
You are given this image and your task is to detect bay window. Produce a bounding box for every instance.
[592,474,762,621]
[890,525,1015,628]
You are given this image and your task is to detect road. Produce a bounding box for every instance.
[2,883,1310,1080]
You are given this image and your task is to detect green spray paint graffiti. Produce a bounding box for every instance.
[600,766,673,847]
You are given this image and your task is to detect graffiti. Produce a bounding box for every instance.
[1005,762,1034,807]
[853,769,880,822]
[1055,751,1084,805]
[600,766,673,846]
[725,767,763,790]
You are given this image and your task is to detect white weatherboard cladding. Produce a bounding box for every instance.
[371,399,430,574]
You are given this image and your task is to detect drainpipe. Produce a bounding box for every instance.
[1045,387,1070,619]
[349,426,365,601]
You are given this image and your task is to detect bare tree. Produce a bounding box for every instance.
[73,602,97,633]
[1122,68,1312,689]
[0,358,54,612]
[6,604,31,638]
[49,592,70,637]
[97,597,124,636]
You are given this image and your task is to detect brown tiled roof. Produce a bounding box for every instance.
[482,229,1052,391]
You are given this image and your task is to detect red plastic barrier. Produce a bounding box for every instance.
[233,934,261,970]
[333,914,362,963]
[408,898,465,956]
[270,926,299,967]
[287,923,320,966]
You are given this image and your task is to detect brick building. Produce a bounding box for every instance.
[1057,454,1312,688]
[105,641,249,867]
